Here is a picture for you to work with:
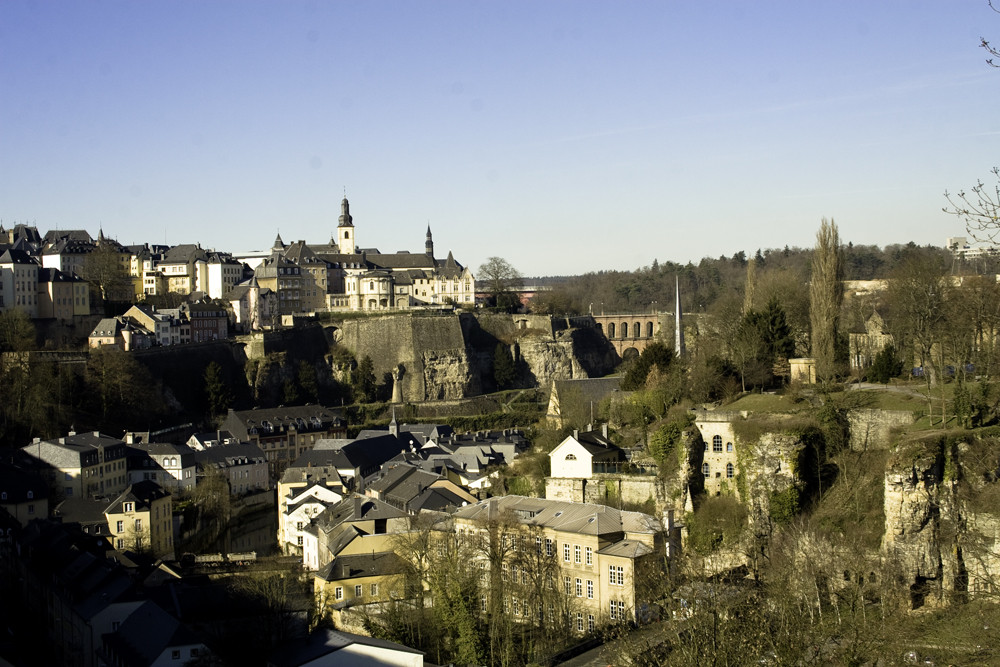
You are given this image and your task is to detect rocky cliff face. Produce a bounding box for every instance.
[883,433,1000,606]
[335,312,618,402]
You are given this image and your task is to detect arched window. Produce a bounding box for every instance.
[633,322,641,338]
[621,322,628,338]
[369,281,374,291]
[702,463,710,478]
[726,463,734,478]
[646,321,654,337]
[565,453,577,460]
[726,442,733,452]
[608,323,615,338]
[713,435,723,452]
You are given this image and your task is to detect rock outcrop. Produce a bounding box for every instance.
[334,312,619,402]
[883,432,1000,606]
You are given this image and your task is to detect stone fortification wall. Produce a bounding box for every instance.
[238,323,330,361]
[848,409,915,451]
[337,313,475,402]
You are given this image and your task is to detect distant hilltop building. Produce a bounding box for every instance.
[235,197,475,315]
[947,236,997,261]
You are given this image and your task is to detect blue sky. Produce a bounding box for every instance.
[2,1,998,276]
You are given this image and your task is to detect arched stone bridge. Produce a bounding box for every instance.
[591,312,663,359]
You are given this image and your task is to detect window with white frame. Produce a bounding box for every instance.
[335,587,343,600]
[563,544,570,562]
[355,585,363,597]
[585,546,593,565]
[576,612,583,632]
[713,435,723,452]
[587,579,594,599]
[574,544,581,563]
[609,564,624,586]
[576,578,582,597]
[588,614,595,632]
[564,576,572,595]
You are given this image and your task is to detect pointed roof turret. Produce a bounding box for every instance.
[425,224,434,258]
[338,197,353,227]
[272,233,285,252]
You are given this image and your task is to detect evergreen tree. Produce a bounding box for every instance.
[810,218,844,380]
[352,355,378,403]
[869,343,903,384]
[204,361,233,417]
[492,343,517,390]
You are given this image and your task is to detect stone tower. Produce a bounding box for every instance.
[338,197,355,254]
[425,225,434,258]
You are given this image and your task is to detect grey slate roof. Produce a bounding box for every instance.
[315,551,405,582]
[102,599,204,667]
[452,495,661,540]
[267,627,421,667]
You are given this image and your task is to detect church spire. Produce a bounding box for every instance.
[338,196,353,227]
[337,196,356,254]
[425,224,434,258]
[675,275,685,357]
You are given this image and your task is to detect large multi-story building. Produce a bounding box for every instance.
[36,267,88,321]
[221,405,348,479]
[105,480,174,558]
[0,249,40,316]
[22,431,129,500]
[452,495,671,631]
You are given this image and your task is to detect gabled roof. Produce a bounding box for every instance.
[0,465,48,502]
[316,551,406,582]
[452,495,661,541]
[312,494,407,536]
[0,248,38,265]
[106,481,170,514]
[42,229,93,244]
[268,627,421,667]
[103,600,204,667]
[193,441,266,468]
[22,432,127,468]
[161,243,207,264]
[38,266,83,283]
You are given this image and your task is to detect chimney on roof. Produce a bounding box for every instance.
[354,495,362,516]
[573,429,579,440]
[602,423,609,438]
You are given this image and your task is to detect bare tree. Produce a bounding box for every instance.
[478,256,523,312]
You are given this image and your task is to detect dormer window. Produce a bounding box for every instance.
[26,491,33,499]
[123,502,133,512]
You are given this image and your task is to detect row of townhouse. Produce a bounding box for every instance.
[3,198,475,328]
[0,248,90,319]
[20,429,270,500]
[1,511,423,667]
[276,420,526,555]
[88,301,230,350]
